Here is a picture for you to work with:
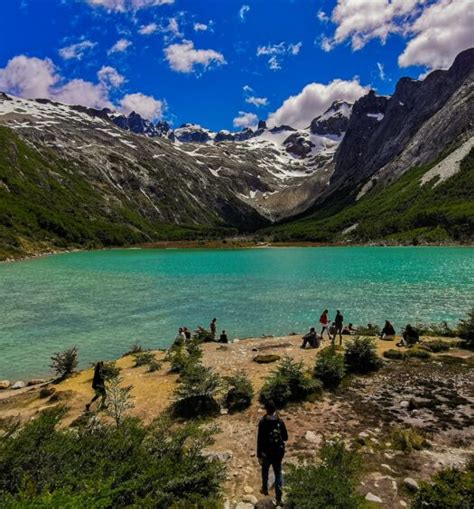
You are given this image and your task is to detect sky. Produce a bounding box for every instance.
[0,0,473,131]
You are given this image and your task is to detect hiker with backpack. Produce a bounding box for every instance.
[257,401,288,507]
[85,361,107,412]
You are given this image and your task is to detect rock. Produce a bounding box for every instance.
[27,379,47,386]
[203,450,233,462]
[253,354,281,364]
[11,381,26,389]
[359,431,370,438]
[381,463,396,473]
[0,380,11,390]
[39,387,56,399]
[404,477,419,491]
[243,485,254,494]
[365,492,383,504]
[400,500,407,507]
[255,500,275,509]
[242,494,258,504]
[400,400,410,408]
[305,431,322,445]
[235,503,254,509]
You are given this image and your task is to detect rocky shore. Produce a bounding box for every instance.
[0,334,472,508]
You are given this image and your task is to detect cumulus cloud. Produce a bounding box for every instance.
[239,5,250,21]
[97,65,125,88]
[85,0,174,12]
[108,38,132,54]
[120,92,165,120]
[322,0,422,51]
[257,42,302,70]
[164,40,226,73]
[233,111,258,128]
[193,22,208,31]
[398,0,474,69]
[267,78,369,129]
[59,40,96,60]
[245,96,268,107]
[0,55,165,120]
[138,22,158,35]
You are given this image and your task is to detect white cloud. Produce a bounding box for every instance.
[267,78,369,129]
[97,65,125,88]
[243,84,253,93]
[239,5,250,21]
[138,22,158,35]
[120,92,165,120]
[85,0,174,12]
[245,96,268,107]
[233,111,258,128]
[193,22,208,32]
[323,0,423,51]
[317,10,329,23]
[398,0,474,69]
[257,42,302,70]
[108,38,132,54]
[163,17,182,38]
[164,39,226,73]
[59,40,96,60]
[376,62,386,81]
[0,55,165,119]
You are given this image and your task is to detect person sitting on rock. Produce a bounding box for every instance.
[397,324,420,347]
[257,401,288,507]
[380,320,396,340]
[301,327,319,349]
[219,330,228,343]
[85,361,107,412]
[342,323,356,335]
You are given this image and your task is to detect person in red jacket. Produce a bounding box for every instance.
[319,309,329,339]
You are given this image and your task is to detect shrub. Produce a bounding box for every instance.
[344,337,382,374]
[405,347,431,360]
[415,321,457,338]
[223,372,254,412]
[193,326,214,343]
[383,349,405,360]
[285,441,365,509]
[105,376,134,427]
[172,362,222,419]
[0,407,224,507]
[132,351,155,368]
[123,342,143,356]
[49,346,79,380]
[391,426,427,452]
[166,340,203,374]
[102,361,121,380]
[412,466,474,509]
[424,340,451,353]
[314,346,346,388]
[147,359,162,373]
[260,356,322,408]
[354,324,380,336]
[458,308,474,348]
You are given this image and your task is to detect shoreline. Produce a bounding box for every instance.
[1,239,472,265]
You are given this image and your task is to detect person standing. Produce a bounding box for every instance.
[257,401,288,507]
[210,318,217,340]
[319,309,329,339]
[85,361,107,412]
[333,310,344,345]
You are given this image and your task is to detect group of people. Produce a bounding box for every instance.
[174,318,229,345]
[300,309,356,349]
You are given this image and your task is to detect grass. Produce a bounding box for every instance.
[264,147,474,244]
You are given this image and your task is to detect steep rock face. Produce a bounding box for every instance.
[283,133,315,157]
[331,48,474,191]
[310,100,352,136]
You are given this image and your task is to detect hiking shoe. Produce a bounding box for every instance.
[260,488,269,496]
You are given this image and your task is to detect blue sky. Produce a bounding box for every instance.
[0,0,472,130]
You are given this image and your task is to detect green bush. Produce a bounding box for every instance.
[405,347,431,360]
[132,351,156,368]
[285,441,366,509]
[49,346,79,380]
[314,346,346,388]
[123,342,143,356]
[193,326,214,343]
[102,361,121,381]
[0,407,224,507]
[354,324,380,336]
[344,337,382,374]
[383,349,405,360]
[391,426,427,452]
[415,322,457,338]
[147,359,162,373]
[458,308,474,348]
[172,362,222,419]
[166,340,202,374]
[412,466,474,509]
[424,340,451,353]
[223,372,254,413]
[260,356,322,408]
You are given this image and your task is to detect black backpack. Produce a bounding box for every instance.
[266,418,285,452]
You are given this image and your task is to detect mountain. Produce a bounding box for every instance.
[0,48,472,259]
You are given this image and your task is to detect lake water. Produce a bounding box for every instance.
[1,247,473,380]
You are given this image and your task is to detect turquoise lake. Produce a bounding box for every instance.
[1,247,473,380]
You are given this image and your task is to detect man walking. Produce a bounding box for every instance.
[333,310,344,345]
[257,401,288,507]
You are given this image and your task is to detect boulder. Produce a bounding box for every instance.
[11,381,26,390]
[305,431,322,445]
[27,379,47,386]
[243,486,254,494]
[365,493,383,504]
[253,354,281,364]
[255,500,276,509]
[242,494,258,504]
[39,387,56,399]
[403,477,419,491]
[0,380,11,390]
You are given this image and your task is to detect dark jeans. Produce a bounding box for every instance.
[261,455,283,502]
